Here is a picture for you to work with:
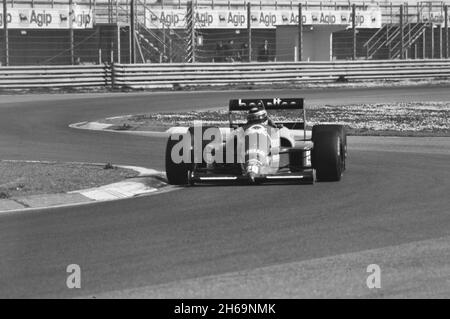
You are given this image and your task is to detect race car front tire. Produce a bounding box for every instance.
[312,126,343,181]
[312,124,347,170]
[165,137,192,185]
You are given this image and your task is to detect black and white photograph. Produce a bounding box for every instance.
[0,0,449,304]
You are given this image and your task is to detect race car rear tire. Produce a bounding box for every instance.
[312,124,347,172]
[328,125,347,171]
[165,136,192,185]
[312,126,343,181]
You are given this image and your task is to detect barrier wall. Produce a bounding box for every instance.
[0,64,111,87]
[1,59,450,89]
[112,59,450,88]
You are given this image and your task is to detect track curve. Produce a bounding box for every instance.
[0,85,449,298]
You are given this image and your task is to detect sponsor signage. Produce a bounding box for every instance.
[145,7,382,29]
[146,8,186,29]
[0,6,94,29]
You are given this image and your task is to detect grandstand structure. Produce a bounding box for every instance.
[0,1,449,65]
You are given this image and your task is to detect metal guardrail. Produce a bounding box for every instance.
[1,60,450,89]
[112,59,450,88]
[0,65,112,88]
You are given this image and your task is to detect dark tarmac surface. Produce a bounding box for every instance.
[0,85,449,298]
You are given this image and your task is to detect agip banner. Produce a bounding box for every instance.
[145,7,382,29]
[0,6,93,29]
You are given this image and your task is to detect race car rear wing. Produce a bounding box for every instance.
[229,98,304,111]
[229,97,307,137]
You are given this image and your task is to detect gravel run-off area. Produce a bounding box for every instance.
[102,101,450,137]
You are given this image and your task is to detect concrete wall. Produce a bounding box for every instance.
[195,29,276,62]
[275,26,298,61]
[276,25,347,61]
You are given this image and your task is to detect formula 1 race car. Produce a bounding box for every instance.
[165,98,347,185]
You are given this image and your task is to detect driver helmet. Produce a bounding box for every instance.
[247,103,268,124]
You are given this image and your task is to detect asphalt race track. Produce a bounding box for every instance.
[0,86,450,298]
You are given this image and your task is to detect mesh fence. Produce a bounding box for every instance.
[0,0,449,65]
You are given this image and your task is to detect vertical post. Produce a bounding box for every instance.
[247,2,252,62]
[407,4,411,59]
[169,38,173,63]
[416,1,420,57]
[439,23,443,59]
[431,22,434,58]
[185,1,195,63]
[445,5,448,59]
[116,0,119,22]
[69,0,74,65]
[117,25,121,63]
[423,29,426,58]
[400,5,404,59]
[130,0,136,63]
[143,0,146,23]
[162,22,166,61]
[190,1,195,63]
[298,3,303,62]
[352,4,356,60]
[387,25,391,59]
[3,0,9,66]
[390,2,393,24]
[417,2,420,23]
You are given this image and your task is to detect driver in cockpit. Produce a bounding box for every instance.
[245,103,282,129]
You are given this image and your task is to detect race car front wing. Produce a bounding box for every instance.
[187,168,316,185]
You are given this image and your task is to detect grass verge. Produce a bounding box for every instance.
[0,161,138,199]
